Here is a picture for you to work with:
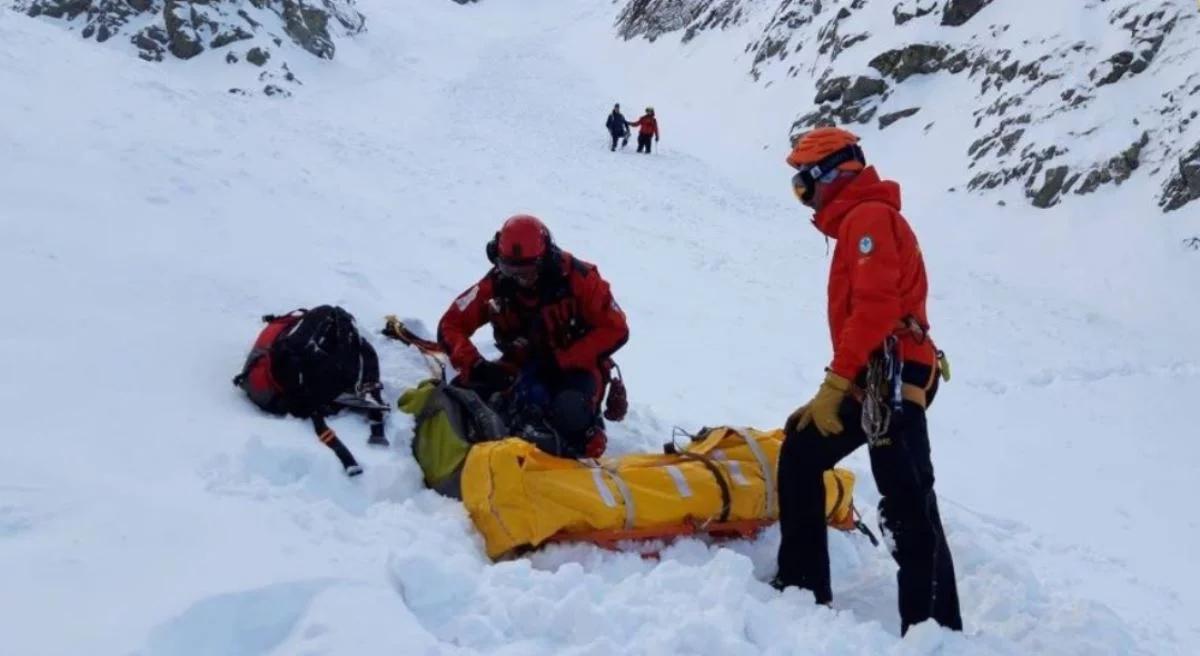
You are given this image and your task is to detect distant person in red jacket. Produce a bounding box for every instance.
[774,127,962,636]
[438,215,629,458]
[629,107,659,154]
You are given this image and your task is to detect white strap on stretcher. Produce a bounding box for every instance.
[665,465,693,498]
[712,449,750,486]
[590,464,636,529]
[731,427,777,517]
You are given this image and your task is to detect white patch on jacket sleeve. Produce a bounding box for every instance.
[454,285,480,311]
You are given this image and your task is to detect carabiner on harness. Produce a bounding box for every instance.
[861,336,903,446]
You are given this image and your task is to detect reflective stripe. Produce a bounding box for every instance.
[591,468,616,508]
[732,427,776,517]
[602,464,637,529]
[713,449,749,486]
[665,465,693,498]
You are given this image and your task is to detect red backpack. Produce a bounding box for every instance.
[234,310,304,415]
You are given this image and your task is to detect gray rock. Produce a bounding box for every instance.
[869,43,953,82]
[1031,165,1070,208]
[24,0,91,20]
[264,84,292,97]
[246,46,270,66]
[23,0,365,67]
[1160,142,1200,212]
[843,75,888,103]
[893,0,936,26]
[941,0,993,27]
[132,25,168,61]
[211,26,253,50]
[164,0,205,59]
[1075,132,1149,195]
[878,107,920,129]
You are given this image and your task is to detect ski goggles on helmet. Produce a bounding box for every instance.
[497,257,541,286]
[789,144,866,205]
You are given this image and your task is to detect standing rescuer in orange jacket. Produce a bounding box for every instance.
[775,127,962,635]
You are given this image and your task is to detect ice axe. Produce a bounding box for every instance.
[382,315,448,380]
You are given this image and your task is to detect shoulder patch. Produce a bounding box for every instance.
[858,235,874,255]
[454,285,480,311]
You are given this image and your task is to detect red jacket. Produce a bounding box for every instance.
[631,114,659,138]
[812,167,935,380]
[438,252,629,382]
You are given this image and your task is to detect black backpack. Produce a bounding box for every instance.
[233,306,388,476]
[268,305,366,418]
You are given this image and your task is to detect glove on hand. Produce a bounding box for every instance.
[785,371,852,437]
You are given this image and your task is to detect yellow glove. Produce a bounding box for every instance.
[785,372,852,437]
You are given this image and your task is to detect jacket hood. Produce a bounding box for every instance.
[811,167,901,238]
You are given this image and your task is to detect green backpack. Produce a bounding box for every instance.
[398,379,507,498]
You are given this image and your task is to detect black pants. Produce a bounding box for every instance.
[470,367,600,456]
[776,375,962,634]
[545,369,600,446]
[610,132,627,151]
[637,133,653,153]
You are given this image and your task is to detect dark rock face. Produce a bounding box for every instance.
[246,46,270,66]
[617,0,714,42]
[879,107,920,129]
[1161,142,1200,212]
[941,0,993,27]
[893,0,937,26]
[17,0,366,96]
[20,1,365,63]
[869,43,966,82]
[1031,165,1070,209]
[795,74,890,128]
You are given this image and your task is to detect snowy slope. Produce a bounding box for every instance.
[1,0,1199,654]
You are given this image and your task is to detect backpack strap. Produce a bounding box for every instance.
[311,415,362,476]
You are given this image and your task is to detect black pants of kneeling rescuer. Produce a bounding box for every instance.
[775,367,962,635]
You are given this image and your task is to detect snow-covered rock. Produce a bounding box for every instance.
[616,0,1200,212]
[11,0,365,95]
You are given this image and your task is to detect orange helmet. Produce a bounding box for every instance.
[786,126,864,169]
[787,126,866,205]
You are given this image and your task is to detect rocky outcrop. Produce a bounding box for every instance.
[795,74,889,128]
[879,107,920,129]
[940,0,993,27]
[1160,142,1200,212]
[621,0,1200,212]
[15,0,365,95]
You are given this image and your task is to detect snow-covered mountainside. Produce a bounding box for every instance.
[618,0,1200,212]
[2,0,1199,654]
[11,0,365,95]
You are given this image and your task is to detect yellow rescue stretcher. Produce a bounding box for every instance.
[459,426,860,559]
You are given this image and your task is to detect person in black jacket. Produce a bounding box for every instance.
[605,104,630,152]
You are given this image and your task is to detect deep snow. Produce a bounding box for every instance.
[1,1,1198,654]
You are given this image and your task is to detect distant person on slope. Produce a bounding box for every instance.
[629,107,659,154]
[606,103,630,151]
[775,127,963,635]
[438,215,629,458]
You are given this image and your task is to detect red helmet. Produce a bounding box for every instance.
[493,215,551,286]
[497,214,549,263]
